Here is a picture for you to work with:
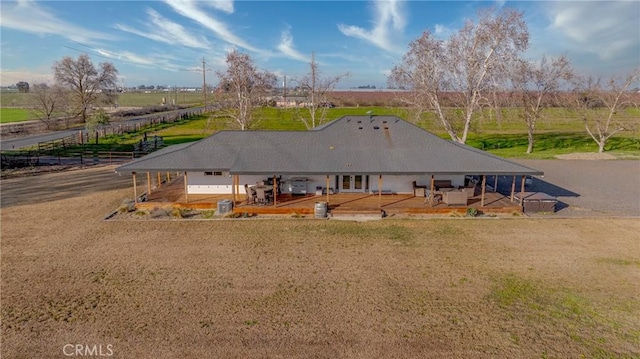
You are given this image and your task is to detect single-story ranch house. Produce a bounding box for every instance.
[116,115,543,215]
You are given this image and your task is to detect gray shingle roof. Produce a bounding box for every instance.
[116,115,542,176]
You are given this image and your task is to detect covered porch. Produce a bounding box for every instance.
[134,174,524,216]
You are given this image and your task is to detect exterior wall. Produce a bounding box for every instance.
[368,175,464,194]
[414,174,465,188]
[186,172,465,195]
[187,171,233,194]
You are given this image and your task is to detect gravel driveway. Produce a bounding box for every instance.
[514,159,640,217]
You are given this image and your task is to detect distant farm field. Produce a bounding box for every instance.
[0,108,34,123]
[1,165,639,358]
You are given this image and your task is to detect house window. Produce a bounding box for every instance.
[204,171,223,176]
[204,172,213,176]
[213,171,223,176]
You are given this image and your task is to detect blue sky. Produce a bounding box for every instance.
[1,0,638,88]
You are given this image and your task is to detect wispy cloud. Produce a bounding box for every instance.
[114,9,210,50]
[204,0,234,14]
[337,0,407,53]
[548,1,639,62]
[277,27,308,62]
[0,0,115,44]
[163,0,264,54]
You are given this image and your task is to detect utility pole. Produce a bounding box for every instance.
[194,57,210,111]
[283,74,287,109]
[202,57,206,111]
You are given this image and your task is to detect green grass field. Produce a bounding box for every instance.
[3,88,639,158]
[145,108,640,158]
[0,108,35,123]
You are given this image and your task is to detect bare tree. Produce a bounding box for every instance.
[573,69,639,153]
[53,54,118,123]
[389,7,529,143]
[511,55,574,153]
[216,50,276,130]
[29,83,69,129]
[296,52,349,129]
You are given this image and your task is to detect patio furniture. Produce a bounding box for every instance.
[412,181,427,197]
[255,186,273,205]
[434,180,453,190]
[245,184,256,204]
[460,184,477,198]
[424,189,442,206]
[442,190,467,206]
[514,192,557,213]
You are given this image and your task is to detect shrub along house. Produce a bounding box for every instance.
[115,115,543,214]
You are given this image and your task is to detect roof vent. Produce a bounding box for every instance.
[357,120,362,123]
[373,126,380,130]
[358,127,363,130]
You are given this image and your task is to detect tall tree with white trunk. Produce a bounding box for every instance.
[388,7,529,144]
[510,55,574,154]
[296,52,349,129]
[216,49,276,130]
[574,69,639,153]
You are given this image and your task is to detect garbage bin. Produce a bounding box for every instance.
[217,199,233,215]
[314,201,328,218]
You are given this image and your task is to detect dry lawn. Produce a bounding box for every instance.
[1,166,639,358]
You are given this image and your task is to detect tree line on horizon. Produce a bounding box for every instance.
[14,6,639,154]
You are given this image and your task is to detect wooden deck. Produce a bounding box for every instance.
[136,176,522,215]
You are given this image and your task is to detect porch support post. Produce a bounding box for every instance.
[520,175,526,207]
[237,175,241,203]
[378,175,383,208]
[157,172,162,187]
[166,172,170,183]
[132,172,138,203]
[429,175,436,194]
[273,175,277,207]
[480,175,487,208]
[231,175,236,203]
[147,172,151,195]
[493,175,498,192]
[326,175,330,204]
[184,172,189,203]
[510,175,516,201]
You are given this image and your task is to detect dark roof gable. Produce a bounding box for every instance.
[116,115,542,176]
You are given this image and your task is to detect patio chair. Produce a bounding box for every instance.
[244,184,256,204]
[424,189,442,207]
[255,187,272,205]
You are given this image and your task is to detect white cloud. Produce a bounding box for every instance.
[277,27,308,62]
[338,0,407,53]
[0,0,115,44]
[114,9,210,50]
[548,1,639,62]
[204,0,234,14]
[164,0,264,54]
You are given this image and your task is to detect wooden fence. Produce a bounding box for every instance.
[1,150,136,169]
